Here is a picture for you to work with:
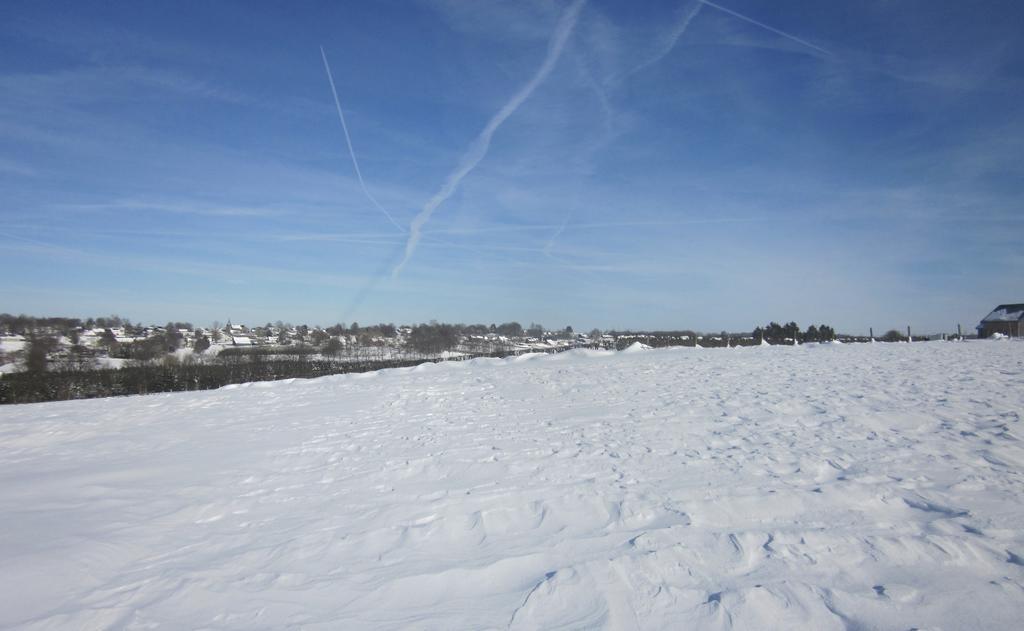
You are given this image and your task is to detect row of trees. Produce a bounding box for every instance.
[753,322,837,344]
[1,314,91,336]
[0,314,160,337]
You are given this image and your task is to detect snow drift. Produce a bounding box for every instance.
[1,341,1022,629]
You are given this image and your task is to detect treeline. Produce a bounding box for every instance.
[753,322,837,344]
[0,313,147,335]
[612,333,759,350]
[0,313,87,336]
[606,323,843,348]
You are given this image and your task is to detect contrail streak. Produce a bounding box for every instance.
[543,211,571,259]
[391,0,586,278]
[632,0,703,74]
[0,230,78,253]
[545,52,616,263]
[320,46,406,233]
[421,215,778,235]
[699,0,831,56]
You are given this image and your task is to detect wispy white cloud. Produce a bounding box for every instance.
[55,199,290,218]
[0,230,81,254]
[0,236,373,290]
[0,64,248,107]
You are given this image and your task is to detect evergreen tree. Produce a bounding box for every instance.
[496,322,523,337]
[324,337,343,356]
[165,323,182,352]
[193,335,211,353]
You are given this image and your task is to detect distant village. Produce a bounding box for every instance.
[2,317,595,375]
[1,303,1020,380]
[1,315,801,375]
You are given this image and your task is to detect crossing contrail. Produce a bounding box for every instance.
[391,0,586,278]
[543,211,572,259]
[320,46,406,233]
[699,0,831,56]
[632,0,704,74]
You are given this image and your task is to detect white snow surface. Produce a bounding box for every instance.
[0,336,26,352]
[2,342,1023,630]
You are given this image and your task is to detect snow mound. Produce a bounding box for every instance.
[1,342,1022,629]
[621,341,652,353]
[543,348,615,362]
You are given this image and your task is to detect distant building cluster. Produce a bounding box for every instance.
[0,317,592,374]
[1,303,1020,376]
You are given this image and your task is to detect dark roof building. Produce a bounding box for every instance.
[977,303,1024,338]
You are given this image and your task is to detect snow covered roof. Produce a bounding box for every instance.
[981,304,1024,323]
[232,336,253,345]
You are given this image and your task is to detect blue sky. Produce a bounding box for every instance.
[1,0,1021,333]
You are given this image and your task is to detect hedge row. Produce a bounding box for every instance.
[0,357,438,404]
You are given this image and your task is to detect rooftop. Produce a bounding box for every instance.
[981,304,1024,323]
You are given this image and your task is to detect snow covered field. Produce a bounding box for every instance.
[1,341,1022,629]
